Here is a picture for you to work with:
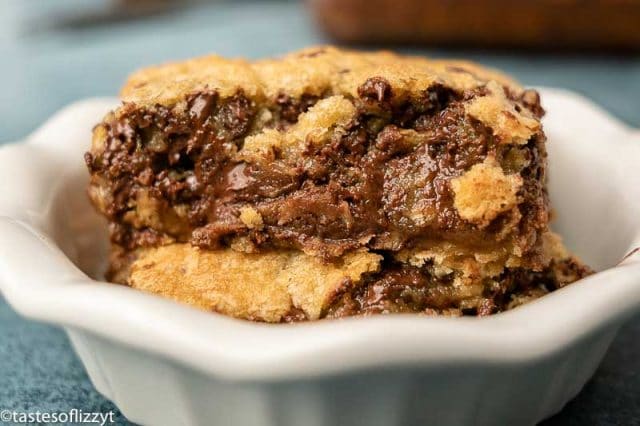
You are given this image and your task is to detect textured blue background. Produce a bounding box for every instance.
[0,1,638,425]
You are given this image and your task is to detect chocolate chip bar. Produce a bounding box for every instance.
[86,46,591,321]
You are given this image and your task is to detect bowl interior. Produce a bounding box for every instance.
[542,91,640,271]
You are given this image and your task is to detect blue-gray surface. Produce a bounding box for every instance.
[0,1,638,425]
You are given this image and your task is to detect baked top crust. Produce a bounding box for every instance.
[117,45,541,152]
[114,45,542,156]
[121,45,523,108]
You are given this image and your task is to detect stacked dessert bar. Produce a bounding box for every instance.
[85,46,590,322]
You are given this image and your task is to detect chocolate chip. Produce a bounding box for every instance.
[357,77,392,103]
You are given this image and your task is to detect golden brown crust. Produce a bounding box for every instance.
[465,81,540,144]
[240,95,358,160]
[126,244,381,322]
[120,46,523,110]
[113,46,537,172]
[450,156,522,227]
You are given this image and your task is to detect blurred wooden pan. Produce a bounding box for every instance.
[308,0,640,50]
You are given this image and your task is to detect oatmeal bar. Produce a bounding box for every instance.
[86,46,548,270]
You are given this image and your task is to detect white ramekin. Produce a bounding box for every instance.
[0,88,639,426]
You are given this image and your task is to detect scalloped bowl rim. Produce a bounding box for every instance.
[0,87,638,382]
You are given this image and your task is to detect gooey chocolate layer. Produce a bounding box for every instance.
[321,257,591,320]
[86,78,547,264]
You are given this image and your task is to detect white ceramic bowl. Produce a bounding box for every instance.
[0,88,639,426]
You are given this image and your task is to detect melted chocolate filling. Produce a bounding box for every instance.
[86,79,547,261]
[300,257,590,321]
